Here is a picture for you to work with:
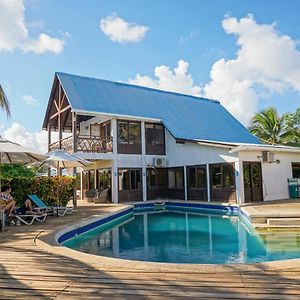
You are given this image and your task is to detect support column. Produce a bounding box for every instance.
[184,166,188,201]
[206,164,211,202]
[80,170,83,201]
[234,161,242,204]
[141,121,147,202]
[111,118,118,203]
[72,112,77,153]
[58,85,62,149]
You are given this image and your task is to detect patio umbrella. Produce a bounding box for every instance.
[0,136,48,190]
[37,149,91,215]
[40,149,91,169]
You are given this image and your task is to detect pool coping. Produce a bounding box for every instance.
[35,201,300,272]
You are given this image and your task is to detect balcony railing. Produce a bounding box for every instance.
[49,135,113,153]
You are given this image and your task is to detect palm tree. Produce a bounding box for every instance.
[0,84,11,117]
[249,107,294,145]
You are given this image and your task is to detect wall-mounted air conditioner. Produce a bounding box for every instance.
[153,157,166,168]
[262,151,275,163]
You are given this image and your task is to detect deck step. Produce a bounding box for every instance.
[267,218,300,226]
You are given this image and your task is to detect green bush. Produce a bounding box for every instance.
[7,176,75,207]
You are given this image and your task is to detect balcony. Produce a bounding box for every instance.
[49,135,113,153]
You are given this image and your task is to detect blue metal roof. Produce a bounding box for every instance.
[56,72,260,144]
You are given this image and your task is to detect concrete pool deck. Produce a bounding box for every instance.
[240,199,300,227]
[2,202,300,299]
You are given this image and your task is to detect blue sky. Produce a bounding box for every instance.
[0,0,300,151]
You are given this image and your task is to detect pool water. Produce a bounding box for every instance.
[63,210,300,264]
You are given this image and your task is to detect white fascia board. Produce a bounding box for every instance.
[231,144,300,153]
[73,109,162,123]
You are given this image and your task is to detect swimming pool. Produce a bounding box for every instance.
[62,207,300,264]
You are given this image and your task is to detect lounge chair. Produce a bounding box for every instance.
[28,194,73,217]
[14,213,47,226]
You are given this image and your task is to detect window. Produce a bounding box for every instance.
[96,169,111,190]
[189,166,206,188]
[118,121,129,144]
[168,168,184,188]
[223,164,235,188]
[117,120,141,145]
[210,163,235,188]
[129,122,140,144]
[211,165,222,188]
[118,169,141,191]
[90,124,100,137]
[292,163,300,179]
[145,123,165,155]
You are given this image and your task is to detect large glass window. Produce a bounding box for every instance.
[292,163,300,179]
[168,168,184,188]
[210,163,235,188]
[96,169,111,190]
[148,169,167,187]
[118,169,141,191]
[145,123,165,155]
[189,166,206,188]
[129,122,140,144]
[117,121,141,145]
[118,121,129,144]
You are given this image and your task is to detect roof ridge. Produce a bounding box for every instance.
[55,71,220,104]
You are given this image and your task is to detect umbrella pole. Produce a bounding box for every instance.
[0,153,2,192]
[56,162,59,217]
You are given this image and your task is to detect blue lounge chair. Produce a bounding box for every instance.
[28,195,73,217]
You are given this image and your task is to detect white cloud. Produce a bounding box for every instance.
[129,60,201,96]
[0,0,65,54]
[2,122,47,153]
[129,15,300,125]
[203,14,300,124]
[22,95,39,106]
[100,13,149,44]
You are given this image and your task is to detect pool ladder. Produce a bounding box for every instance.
[154,201,166,211]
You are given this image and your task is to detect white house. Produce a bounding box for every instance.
[42,72,300,204]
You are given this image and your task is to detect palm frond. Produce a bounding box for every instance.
[0,84,11,117]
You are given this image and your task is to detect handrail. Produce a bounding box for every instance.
[49,135,113,153]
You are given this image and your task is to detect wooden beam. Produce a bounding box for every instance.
[47,123,51,152]
[53,99,59,112]
[50,105,71,120]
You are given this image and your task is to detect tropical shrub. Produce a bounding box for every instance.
[3,175,75,207]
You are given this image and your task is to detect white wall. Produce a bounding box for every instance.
[165,130,238,167]
[239,151,300,201]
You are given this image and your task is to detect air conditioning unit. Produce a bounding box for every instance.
[262,151,275,163]
[153,157,166,168]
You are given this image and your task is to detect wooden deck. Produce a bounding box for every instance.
[1,205,300,299]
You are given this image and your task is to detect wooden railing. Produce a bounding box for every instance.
[49,135,113,153]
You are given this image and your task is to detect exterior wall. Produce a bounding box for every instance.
[165,130,238,167]
[239,151,300,202]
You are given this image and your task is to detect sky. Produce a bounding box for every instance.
[0,0,300,152]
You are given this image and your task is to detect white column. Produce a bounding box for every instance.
[141,121,147,202]
[111,118,118,203]
[80,170,83,201]
[206,164,211,202]
[234,161,242,204]
[184,166,188,201]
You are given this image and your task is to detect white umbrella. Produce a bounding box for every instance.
[37,149,91,215]
[41,149,91,169]
[0,136,48,190]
